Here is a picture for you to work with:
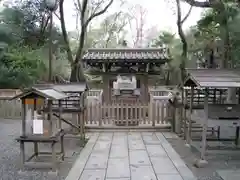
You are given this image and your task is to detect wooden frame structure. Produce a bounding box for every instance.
[83,48,170,127]
[83,48,170,103]
[182,68,240,167]
[12,87,69,171]
[12,83,88,171]
[36,83,88,137]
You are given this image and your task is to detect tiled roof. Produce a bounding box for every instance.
[184,68,240,88]
[33,83,88,93]
[82,48,170,62]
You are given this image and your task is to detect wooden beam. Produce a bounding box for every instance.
[52,113,80,130]
[21,99,26,137]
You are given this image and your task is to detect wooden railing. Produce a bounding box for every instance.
[87,89,103,97]
[86,99,172,127]
[0,88,173,130]
[149,86,175,96]
[0,89,22,119]
[184,87,229,106]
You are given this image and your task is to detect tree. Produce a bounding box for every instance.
[183,0,240,102]
[85,11,128,48]
[151,31,176,48]
[183,0,238,68]
[127,4,148,47]
[176,0,192,84]
[0,1,68,88]
[59,0,114,82]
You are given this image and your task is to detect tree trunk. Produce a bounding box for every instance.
[70,63,86,82]
[217,1,236,103]
[165,70,170,85]
[176,0,190,85]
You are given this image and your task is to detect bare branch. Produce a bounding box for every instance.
[74,0,82,12]
[91,0,105,15]
[85,0,114,27]
[127,4,147,47]
[183,0,213,8]
[53,11,60,20]
[105,12,122,47]
[181,5,193,23]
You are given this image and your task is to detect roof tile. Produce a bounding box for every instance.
[82,48,170,62]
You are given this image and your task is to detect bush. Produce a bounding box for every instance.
[0,47,47,89]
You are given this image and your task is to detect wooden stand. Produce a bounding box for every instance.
[12,88,68,171]
[16,132,64,170]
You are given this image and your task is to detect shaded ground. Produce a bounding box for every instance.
[0,119,83,180]
[166,126,240,180]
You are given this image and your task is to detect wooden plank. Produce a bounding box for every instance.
[152,101,155,126]
[89,102,93,124]
[98,102,102,126]
[143,104,146,124]
[126,104,129,126]
[161,101,164,124]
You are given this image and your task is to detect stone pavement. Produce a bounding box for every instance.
[217,169,240,180]
[65,132,197,180]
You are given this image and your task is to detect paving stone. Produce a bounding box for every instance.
[65,133,99,180]
[98,133,113,141]
[156,174,183,180]
[110,145,128,158]
[171,157,188,168]
[79,169,106,180]
[146,145,168,157]
[65,132,196,180]
[155,132,169,144]
[150,157,179,174]
[113,132,128,141]
[216,169,240,180]
[112,136,128,146]
[142,132,155,136]
[129,150,151,165]
[85,152,109,169]
[162,142,182,160]
[142,134,161,145]
[106,158,130,178]
[92,141,111,152]
[106,178,130,180]
[88,133,100,143]
[112,139,127,146]
[130,165,157,180]
[177,166,197,180]
[162,132,179,139]
[128,133,142,140]
[114,132,128,135]
[128,140,145,150]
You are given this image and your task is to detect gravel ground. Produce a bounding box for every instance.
[167,126,240,180]
[0,119,83,180]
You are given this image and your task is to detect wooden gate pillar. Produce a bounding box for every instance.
[102,75,110,103]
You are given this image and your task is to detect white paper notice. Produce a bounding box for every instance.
[33,119,43,134]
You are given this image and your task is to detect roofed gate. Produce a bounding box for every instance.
[83,48,172,129]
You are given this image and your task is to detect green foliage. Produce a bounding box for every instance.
[0,46,46,88]
[0,1,69,88]
[188,1,240,68]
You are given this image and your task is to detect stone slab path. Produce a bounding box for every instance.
[65,132,197,180]
[217,169,240,180]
